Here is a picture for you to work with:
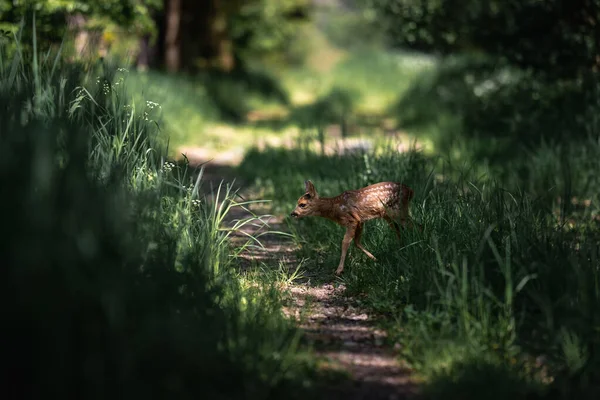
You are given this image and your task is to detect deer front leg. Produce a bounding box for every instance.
[354,223,376,261]
[335,223,357,275]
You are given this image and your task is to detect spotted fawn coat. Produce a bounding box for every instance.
[290,180,417,275]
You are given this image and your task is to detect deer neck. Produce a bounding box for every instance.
[313,196,343,223]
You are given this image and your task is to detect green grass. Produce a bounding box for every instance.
[124,66,293,157]
[280,48,436,112]
[237,131,600,398]
[125,69,218,150]
[0,30,321,398]
[117,47,438,159]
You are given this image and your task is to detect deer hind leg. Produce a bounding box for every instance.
[398,203,423,232]
[354,223,377,261]
[402,217,423,232]
[385,200,422,238]
[384,216,402,241]
[335,223,357,275]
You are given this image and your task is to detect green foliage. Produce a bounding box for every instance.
[389,53,600,175]
[316,2,385,50]
[0,0,161,42]
[363,0,600,79]
[0,31,316,398]
[230,0,312,65]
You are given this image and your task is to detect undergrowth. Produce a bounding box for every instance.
[0,29,317,398]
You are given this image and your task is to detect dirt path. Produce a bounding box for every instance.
[187,154,419,400]
[289,282,418,400]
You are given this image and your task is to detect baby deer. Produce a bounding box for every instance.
[290,180,419,275]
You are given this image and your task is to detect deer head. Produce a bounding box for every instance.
[290,180,320,218]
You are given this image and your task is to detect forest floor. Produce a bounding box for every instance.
[184,143,421,400]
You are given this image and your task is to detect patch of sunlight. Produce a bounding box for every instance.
[246,107,290,122]
[394,51,438,70]
[290,90,318,105]
[356,94,393,114]
[174,123,302,165]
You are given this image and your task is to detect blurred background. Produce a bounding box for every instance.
[2,0,597,163]
[2,1,600,399]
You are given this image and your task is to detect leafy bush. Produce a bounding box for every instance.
[392,54,599,168]
[362,0,600,80]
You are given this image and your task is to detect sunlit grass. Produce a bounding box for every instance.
[280,49,436,114]
[119,44,438,160]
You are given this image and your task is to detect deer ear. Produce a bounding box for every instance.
[304,180,318,199]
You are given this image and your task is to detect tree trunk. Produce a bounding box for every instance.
[159,0,237,72]
[136,34,152,71]
[184,0,234,71]
[210,2,234,71]
[165,0,181,72]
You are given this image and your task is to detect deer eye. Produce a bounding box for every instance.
[299,203,307,208]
